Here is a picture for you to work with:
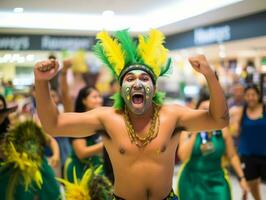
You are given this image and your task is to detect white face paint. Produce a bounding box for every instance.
[121,70,155,115]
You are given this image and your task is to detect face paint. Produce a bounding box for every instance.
[121,70,155,115]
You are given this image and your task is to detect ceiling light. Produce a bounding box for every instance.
[13,8,24,13]
[102,10,115,17]
[0,0,243,32]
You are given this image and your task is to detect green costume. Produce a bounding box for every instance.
[0,158,61,200]
[65,134,103,182]
[0,121,61,200]
[177,130,231,200]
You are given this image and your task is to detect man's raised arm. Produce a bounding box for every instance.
[34,59,103,137]
[178,55,229,131]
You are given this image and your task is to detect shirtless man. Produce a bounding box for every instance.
[34,30,229,200]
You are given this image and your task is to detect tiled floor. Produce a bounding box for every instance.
[172,165,266,200]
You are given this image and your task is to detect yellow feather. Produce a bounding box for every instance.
[3,143,43,190]
[97,31,125,76]
[57,168,92,200]
[137,29,168,77]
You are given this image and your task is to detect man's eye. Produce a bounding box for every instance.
[127,78,134,82]
[142,77,149,81]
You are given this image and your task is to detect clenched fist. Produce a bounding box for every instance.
[188,55,214,77]
[34,59,60,81]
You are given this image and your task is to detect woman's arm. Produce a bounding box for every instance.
[46,134,60,168]
[228,106,243,137]
[72,138,104,160]
[178,131,197,162]
[59,59,74,112]
[223,127,249,194]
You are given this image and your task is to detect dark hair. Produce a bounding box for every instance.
[0,94,10,138]
[48,54,56,60]
[239,83,262,127]
[195,93,210,109]
[244,83,260,98]
[74,86,98,112]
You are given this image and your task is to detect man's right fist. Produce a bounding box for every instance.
[34,59,59,81]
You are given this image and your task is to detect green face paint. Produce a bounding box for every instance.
[121,70,155,115]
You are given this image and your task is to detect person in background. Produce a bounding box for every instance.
[60,60,104,182]
[30,87,63,177]
[0,120,61,200]
[177,93,249,200]
[184,97,196,109]
[64,86,104,182]
[0,94,17,160]
[230,84,266,200]
[103,79,119,106]
[228,82,245,108]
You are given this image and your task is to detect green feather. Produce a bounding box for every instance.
[160,58,172,76]
[111,92,125,110]
[5,120,46,160]
[115,29,138,65]
[152,91,165,105]
[93,42,118,78]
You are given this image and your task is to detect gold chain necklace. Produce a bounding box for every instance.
[124,105,160,148]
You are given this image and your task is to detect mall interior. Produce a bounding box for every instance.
[0,0,266,199]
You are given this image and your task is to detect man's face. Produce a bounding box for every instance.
[121,70,155,115]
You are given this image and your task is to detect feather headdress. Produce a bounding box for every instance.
[0,120,46,200]
[93,29,172,110]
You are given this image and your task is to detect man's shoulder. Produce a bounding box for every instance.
[94,106,122,117]
[160,104,190,119]
[161,103,188,112]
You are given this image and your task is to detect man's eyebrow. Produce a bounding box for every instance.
[125,73,134,76]
[140,73,150,77]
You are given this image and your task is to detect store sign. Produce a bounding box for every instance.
[0,34,94,51]
[41,36,92,50]
[0,36,30,50]
[194,25,231,45]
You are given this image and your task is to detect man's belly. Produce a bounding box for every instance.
[113,161,174,200]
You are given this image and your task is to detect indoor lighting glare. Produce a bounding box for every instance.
[102,10,115,17]
[0,53,29,63]
[219,51,226,58]
[0,0,243,32]
[184,85,199,96]
[13,8,24,13]
[26,54,35,62]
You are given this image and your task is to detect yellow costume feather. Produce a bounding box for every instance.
[57,167,92,200]
[96,31,125,76]
[138,29,168,77]
[2,142,43,190]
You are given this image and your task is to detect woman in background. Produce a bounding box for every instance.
[230,84,266,200]
[177,94,249,200]
[64,86,104,182]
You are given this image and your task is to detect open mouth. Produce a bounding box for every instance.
[132,94,144,104]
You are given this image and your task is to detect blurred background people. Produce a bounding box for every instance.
[63,85,104,182]
[230,84,266,200]
[177,93,249,200]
